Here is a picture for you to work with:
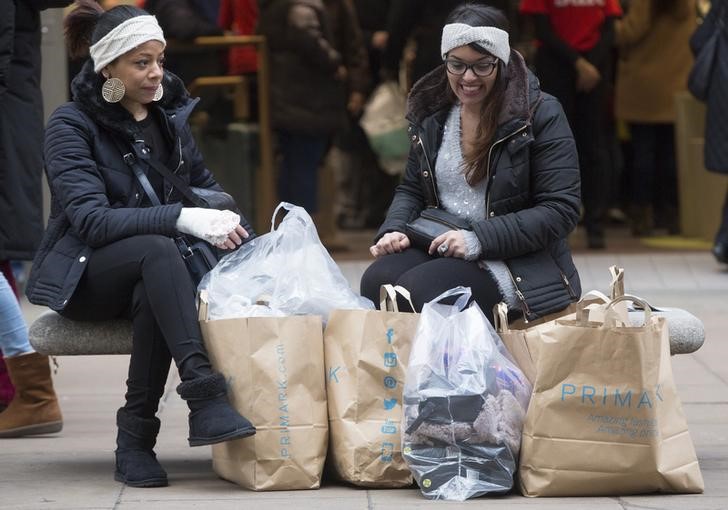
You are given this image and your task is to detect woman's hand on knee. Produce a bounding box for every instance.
[370,232,410,257]
[430,230,466,258]
[215,224,249,250]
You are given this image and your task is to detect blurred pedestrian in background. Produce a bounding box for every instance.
[688,0,728,264]
[1,0,73,418]
[519,0,623,249]
[0,272,63,438]
[615,0,696,237]
[257,0,353,215]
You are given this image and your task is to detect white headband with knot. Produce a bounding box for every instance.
[441,23,510,65]
[90,15,166,74]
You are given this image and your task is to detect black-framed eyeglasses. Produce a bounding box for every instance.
[445,59,498,77]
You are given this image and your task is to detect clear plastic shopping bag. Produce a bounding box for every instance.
[199,202,373,319]
[402,287,532,501]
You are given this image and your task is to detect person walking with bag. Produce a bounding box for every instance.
[25,1,256,488]
[360,3,582,323]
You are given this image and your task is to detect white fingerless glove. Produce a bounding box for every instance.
[176,208,240,245]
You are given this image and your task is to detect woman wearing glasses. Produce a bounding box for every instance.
[360,3,582,323]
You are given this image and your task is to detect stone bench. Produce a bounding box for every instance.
[29,311,132,355]
[28,308,705,357]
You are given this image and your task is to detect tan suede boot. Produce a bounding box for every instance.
[0,352,62,437]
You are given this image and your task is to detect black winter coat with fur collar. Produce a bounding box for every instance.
[25,62,230,310]
[377,50,582,319]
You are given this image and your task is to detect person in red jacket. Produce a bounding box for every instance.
[519,0,622,249]
[219,0,258,75]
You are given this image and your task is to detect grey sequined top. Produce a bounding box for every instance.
[435,104,517,307]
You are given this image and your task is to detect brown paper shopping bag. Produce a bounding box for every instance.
[496,266,625,384]
[518,295,704,497]
[324,285,419,487]
[198,293,328,490]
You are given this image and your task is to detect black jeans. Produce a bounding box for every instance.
[360,249,504,324]
[60,235,211,419]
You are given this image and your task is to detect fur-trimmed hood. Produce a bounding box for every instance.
[70,60,197,141]
[405,49,539,135]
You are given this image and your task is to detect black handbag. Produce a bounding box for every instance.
[405,207,472,251]
[688,1,725,101]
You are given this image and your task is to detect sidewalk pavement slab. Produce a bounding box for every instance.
[1,252,726,510]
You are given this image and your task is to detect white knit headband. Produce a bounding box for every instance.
[441,23,510,65]
[89,15,166,73]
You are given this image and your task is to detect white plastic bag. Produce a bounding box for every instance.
[199,203,374,319]
[402,287,531,501]
[360,80,410,175]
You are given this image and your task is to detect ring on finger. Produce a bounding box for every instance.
[438,243,449,255]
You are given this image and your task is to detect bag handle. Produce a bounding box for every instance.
[603,294,652,327]
[430,286,472,311]
[493,302,510,332]
[271,202,300,232]
[608,265,625,299]
[379,284,415,313]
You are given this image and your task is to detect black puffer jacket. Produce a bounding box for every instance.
[378,51,582,319]
[25,62,247,311]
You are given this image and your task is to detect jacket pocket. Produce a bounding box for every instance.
[505,249,576,320]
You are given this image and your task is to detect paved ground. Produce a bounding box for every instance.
[2,248,727,510]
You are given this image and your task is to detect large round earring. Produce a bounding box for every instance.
[101,77,125,103]
[153,83,164,102]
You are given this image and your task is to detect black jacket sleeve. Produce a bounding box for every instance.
[586,17,615,68]
[285,3,342,74]
[0,0,15,96]
[532,13,580,65]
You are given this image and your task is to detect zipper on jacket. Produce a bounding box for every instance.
[504,264,532,321]
[561,271,577,299]
[165,138,184,203]
[485,124,529,215]
[416,135,440,208]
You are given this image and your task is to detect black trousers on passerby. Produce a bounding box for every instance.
[629,123,679,230]
[360,249,505,324]
[60,235,212,419]
[535,48,612,241]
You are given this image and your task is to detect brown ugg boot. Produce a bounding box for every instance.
[0,352,62,437]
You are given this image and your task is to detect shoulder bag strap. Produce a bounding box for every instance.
[145,157,206,208]
[111,137,163,207]
[111,135,205,208]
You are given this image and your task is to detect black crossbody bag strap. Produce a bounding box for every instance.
[145,157,206,208]
[111,138,164,207]
[111,136,205,208]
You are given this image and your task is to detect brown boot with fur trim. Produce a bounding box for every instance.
[0,352,62,437]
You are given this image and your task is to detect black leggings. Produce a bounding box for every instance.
[60,235,211,419]
[360,249,504,323]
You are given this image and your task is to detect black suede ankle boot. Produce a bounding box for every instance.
[176,373,256,447]
[114,408,168,487]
